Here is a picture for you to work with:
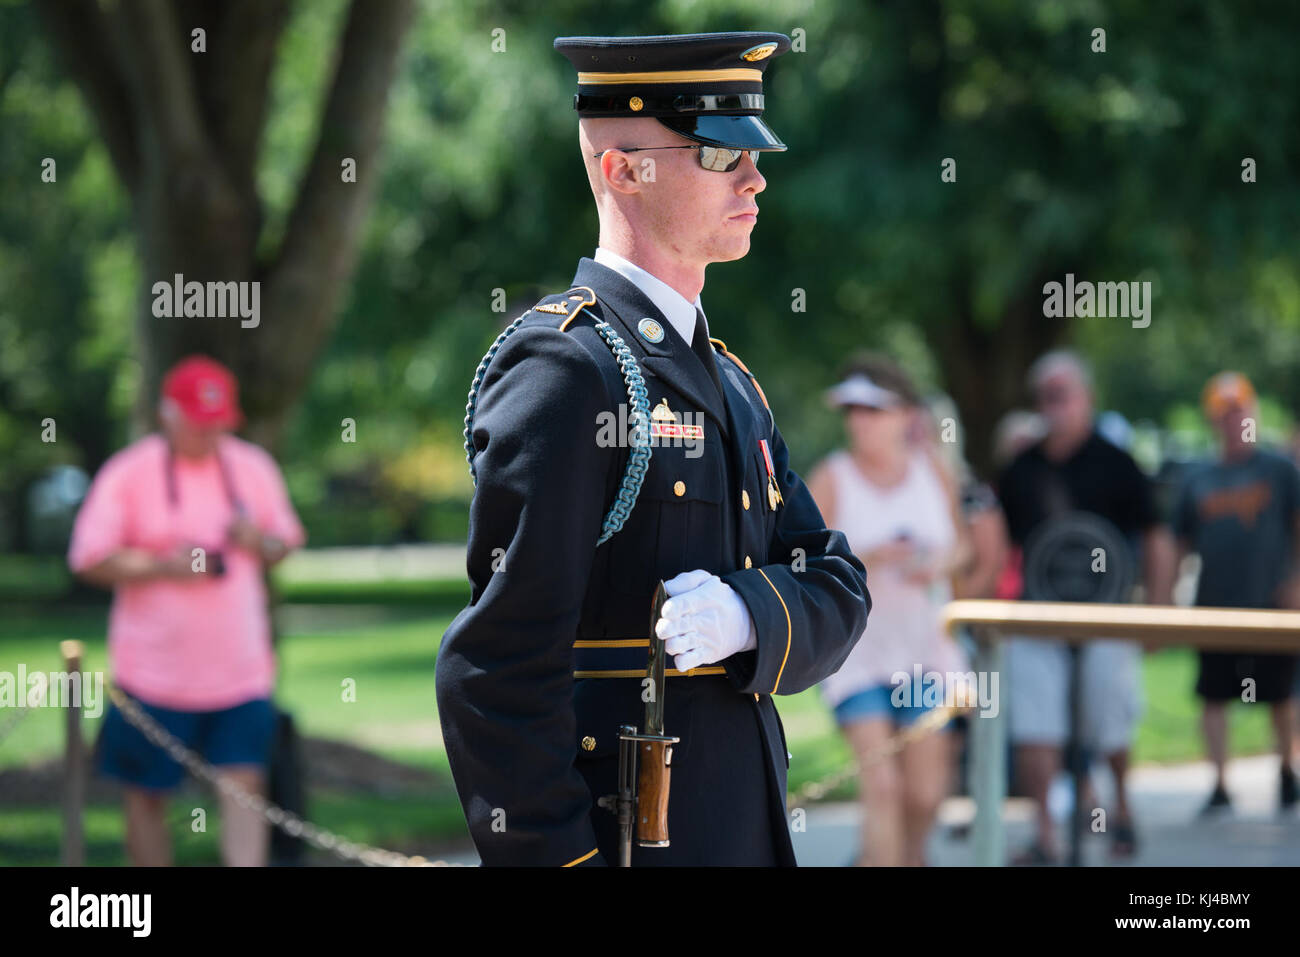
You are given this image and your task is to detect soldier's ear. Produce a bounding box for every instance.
[601,150,643,195]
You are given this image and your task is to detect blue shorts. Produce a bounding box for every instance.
[833,680,944,730]
[95,691,275,790]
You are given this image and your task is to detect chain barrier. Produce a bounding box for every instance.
[14,682,970,861]
[786,704,968,809]
[106,685,460,867]
[108,685,965,856]
[0,703,37,748]
[0,682,47,748]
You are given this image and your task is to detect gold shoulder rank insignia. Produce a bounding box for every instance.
[526,286,598,330]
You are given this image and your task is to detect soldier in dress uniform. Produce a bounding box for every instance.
[435,31,870,866]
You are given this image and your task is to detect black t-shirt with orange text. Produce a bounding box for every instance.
[1172,448,1300,609]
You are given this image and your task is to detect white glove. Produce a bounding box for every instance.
[655,569,757,673]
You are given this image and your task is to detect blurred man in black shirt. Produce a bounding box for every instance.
[998,351,1176,864]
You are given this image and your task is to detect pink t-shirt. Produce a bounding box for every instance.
[67,433,306,710]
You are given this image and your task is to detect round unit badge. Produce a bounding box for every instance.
[638,318,665,343]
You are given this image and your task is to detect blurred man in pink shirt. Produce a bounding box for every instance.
[67,355,306,866]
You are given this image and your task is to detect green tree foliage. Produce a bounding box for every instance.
[5,0,1299,549]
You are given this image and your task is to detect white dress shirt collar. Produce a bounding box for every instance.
[593,246,706,346]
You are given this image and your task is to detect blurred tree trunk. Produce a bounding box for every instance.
[927,265,1068,481]
[39,0,414,454]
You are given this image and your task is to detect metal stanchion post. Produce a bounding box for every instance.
[61,640,86,866]
[970,627,1005,866]
[1068,641,1085,868]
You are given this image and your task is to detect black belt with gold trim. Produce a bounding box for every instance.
[572,639,727,679]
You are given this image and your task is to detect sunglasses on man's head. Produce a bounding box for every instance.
[592,145,761,173]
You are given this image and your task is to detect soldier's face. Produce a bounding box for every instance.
[640,137,767,264]
[588,119,767,266]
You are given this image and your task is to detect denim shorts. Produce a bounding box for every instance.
[95,691,274,790]
[832,679,944,730]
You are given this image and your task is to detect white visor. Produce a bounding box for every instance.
[825,374,902,410]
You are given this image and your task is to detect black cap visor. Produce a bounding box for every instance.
[657,114,786,151]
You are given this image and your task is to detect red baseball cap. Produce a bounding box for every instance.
[160,355,244,428]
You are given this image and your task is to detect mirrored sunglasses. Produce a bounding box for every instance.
[592,145,761,173]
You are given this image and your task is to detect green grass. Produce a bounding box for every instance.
[0,604,1279,862]
[275,607,453,770]
[1132,648,1274,763]
[0,793,466,866]
[0,555,72,602]
[0,549,472,606]
[0,606,459,772]
[0,604,470,865]
[274,578,470,606]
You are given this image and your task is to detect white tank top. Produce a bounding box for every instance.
[818,448,967,708]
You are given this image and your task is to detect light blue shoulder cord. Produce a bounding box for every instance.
[463,307,652,546]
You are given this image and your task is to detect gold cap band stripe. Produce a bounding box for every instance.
[577,68,763,85]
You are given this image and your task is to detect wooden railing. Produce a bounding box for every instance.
[940,600,1300,866]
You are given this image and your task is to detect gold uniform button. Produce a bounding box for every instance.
[581,736,596,752]
[673,480,686,497]
[742,489,750,510]
[744,555,753,569]
[753,693,760,702]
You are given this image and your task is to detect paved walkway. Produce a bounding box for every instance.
[276,543,466,582]
[792,754,1300,866]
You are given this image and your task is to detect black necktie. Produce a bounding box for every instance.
[691,307,724,402]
